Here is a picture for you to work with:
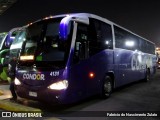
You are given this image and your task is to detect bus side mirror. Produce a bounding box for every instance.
[59,17,72,40]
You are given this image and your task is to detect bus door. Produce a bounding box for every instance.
[70,22,90,98]
[71,21,101,98]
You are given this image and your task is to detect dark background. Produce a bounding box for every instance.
[0,0,160,46]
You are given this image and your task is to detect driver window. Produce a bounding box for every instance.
[74,23,88,61]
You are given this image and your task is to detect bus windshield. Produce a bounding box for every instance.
[19,18,72,68]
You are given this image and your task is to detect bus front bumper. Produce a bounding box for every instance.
[15,85,68,104]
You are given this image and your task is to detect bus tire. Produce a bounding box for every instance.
[101,76,113,99]
[144,68,150,82]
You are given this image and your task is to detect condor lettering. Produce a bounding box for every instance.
[23,73,45,80]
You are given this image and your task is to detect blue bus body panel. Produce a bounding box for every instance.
[114,48,156,87]
[16,48,156,104]
[69,49,114,98]
[16,49,114,104]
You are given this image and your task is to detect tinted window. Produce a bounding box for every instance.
[114,26,139,51]
[114,25,155,54]
[89,18,113,56]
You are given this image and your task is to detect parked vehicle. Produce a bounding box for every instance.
[0,32,8,81]
[7,27,25,82]
[0,27,21,81]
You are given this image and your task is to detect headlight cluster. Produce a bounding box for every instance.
[14,78,21,85]
[14,78,68,91]
[48,80,68,90]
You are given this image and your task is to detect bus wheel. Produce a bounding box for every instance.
[144,69,150,82]
[101,76,113,99]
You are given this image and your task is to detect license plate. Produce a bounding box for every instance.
[29,91,37,97]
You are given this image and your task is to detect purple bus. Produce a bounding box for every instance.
[15,13,156,104]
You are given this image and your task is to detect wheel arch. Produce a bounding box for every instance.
[105,71,115,89]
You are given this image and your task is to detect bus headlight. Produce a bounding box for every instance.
[14,78,21,85]
[48,80,68,90]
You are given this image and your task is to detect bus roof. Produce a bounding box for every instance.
[26,13,155,45]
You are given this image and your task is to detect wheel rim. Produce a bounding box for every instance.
[104,81,112,96]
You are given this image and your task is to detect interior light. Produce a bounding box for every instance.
[105,41,109,45]
[125,41,134,47]
[20,55,34,61]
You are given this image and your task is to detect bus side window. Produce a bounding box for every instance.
[88,18,113,57]
[100,22,113,49]
[114,26,138,51]
[88,19,98,56]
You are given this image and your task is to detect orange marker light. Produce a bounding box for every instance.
[27,22,33,26]
[89,72,95,78]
